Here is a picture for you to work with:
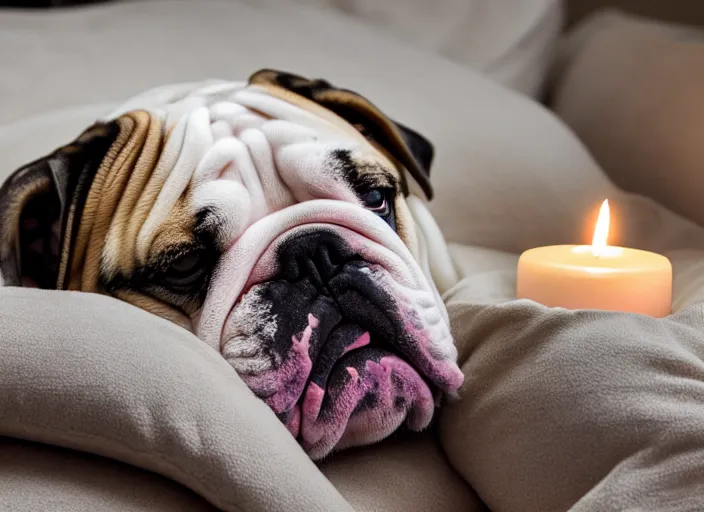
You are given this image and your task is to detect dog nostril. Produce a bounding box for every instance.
[316,245,338,279]
[326,244,345,266]
[304,257,325,288]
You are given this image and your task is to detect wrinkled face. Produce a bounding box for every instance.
[0,73,463,459]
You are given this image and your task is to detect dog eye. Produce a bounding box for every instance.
[171,251,201,273]
[360,188,389,214]
[162,250,207,290]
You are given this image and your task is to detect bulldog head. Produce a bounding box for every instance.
[0,69,463,459]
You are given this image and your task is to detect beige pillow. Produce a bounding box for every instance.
[0,287,354,512]
[320,432,485,512]
[438,245,704,512]
[290,0,565,98]
[0,438,217,512]
[551,9,704,231]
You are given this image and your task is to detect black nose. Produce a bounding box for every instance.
[276,231,354,286]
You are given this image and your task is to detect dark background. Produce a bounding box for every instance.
[0,0,108,7]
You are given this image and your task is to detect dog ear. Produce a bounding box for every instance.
[0,122,119,288]
[249,69,435,199]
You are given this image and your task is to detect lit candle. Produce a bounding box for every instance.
[516,199,672,317]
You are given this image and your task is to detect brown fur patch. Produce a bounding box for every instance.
[147,196,196,260]
[252,82,413,199]
[55,126,109,289]
[115,289,192,331]
[68,112,151,292]
[0,176,50,253]
[103,113,164,278]
[253,81,370,144]
[346,150,403,187]
[66,117,135,290]
[393,197,417,259]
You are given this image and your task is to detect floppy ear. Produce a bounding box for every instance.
[0,122,119,288]
[249,69,436,199]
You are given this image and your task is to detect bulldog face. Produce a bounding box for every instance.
[0,70,463,459]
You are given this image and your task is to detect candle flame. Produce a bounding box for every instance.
[592,199,610,257]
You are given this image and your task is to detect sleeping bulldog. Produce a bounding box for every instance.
[0,69,463,459]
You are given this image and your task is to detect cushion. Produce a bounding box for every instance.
[1,432,485,512]
[290,0,565,98]
[320,432,485,512]
[2,0,704,258]
[551,9,704,231]
[0,287,354,512]
[0,438,217,512]
[438,245,704,511]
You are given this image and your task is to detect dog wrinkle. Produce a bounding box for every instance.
[103,112,163,277]
[68,114,139,291]
[131,110,189,266]
[136,107,212,266]
[81,112,151,293]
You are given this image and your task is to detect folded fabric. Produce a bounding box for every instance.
[0,287,355,512]
[291,0,564,98]
[0,438,218,512]
[320,431,486,512]
[438,247,704,512]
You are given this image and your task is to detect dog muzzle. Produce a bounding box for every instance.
[198,200,463,459]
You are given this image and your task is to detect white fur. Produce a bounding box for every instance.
[238,128,293,214]
[192,180,252,248]
[94,79,463,462]
[222,287,279,377]
[406,194,459,295]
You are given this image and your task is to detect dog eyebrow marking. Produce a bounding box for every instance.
[328,149,398,193]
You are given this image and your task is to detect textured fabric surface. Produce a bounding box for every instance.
[0,438,217,512]
[290,0,564,97]
[0,287,354,512]
[551,9,704,232]
[320,432,487,512]
[438,247,704,512]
